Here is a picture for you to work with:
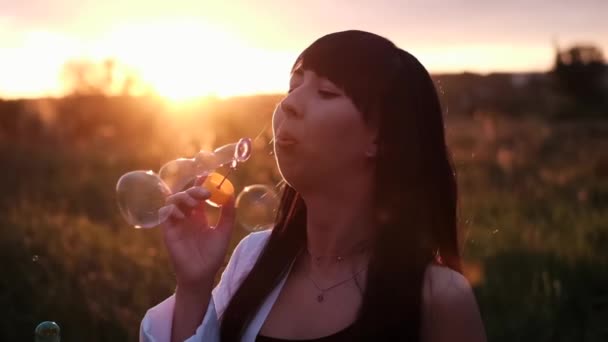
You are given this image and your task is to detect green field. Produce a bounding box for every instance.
[1,95,606,341]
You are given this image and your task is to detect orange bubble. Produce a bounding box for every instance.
[201,172,234,207]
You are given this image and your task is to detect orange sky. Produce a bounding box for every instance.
[1,0,606,99]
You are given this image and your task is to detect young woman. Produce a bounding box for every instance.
[140,30,487,342]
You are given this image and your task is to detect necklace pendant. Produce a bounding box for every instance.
[317,294,324,302]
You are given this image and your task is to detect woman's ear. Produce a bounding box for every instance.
[364,117,379,158]
[365,136,378,158]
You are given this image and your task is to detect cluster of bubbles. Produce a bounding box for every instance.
[116,137,279,232]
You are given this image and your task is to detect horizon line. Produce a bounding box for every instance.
[0,68,558,101]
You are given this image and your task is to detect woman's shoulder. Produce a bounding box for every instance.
[421,263,486,341]
[422,263,477,312]
[423,263,472,297]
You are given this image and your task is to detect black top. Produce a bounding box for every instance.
[256,323,356,342]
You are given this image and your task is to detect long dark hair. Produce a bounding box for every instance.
[220,30,461,341]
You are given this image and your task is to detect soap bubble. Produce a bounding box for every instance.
[214,138,252,168]
[158,158,199,193]
[116,170,172,228]
[214,142,239,167]
[235,137,252,163]
[236,184,279,232]
[194,150,220,171]
[35,321,60,342]
[116,169,235,228]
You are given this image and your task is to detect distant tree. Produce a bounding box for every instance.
[60,59,150,97]
[553,44,607,105]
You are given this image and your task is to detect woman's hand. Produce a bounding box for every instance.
[159,176,236,293]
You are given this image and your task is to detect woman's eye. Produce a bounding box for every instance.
[318,90,338,98]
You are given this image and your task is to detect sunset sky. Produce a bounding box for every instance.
[1,0,606,99]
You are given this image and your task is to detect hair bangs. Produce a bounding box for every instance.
[291,30,401,121]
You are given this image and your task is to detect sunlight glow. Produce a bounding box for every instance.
[92,19,292,100]
[0,18,294,100]
[0,30,78,98]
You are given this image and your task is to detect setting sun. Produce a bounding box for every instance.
[0,17,294,100]
[92,19,292,100]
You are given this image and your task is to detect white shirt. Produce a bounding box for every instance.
[139,229,281,342]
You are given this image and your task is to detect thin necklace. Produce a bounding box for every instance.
[301,246,369,303]
[304,264,368,303]
[306,240,370,265]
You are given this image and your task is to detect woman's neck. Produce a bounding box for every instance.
[300,180,376,271]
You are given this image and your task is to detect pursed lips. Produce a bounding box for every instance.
[275,131,299,147]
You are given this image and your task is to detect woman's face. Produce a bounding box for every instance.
[272,67,377,192]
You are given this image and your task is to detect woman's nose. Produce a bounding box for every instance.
[279,94,302,119]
